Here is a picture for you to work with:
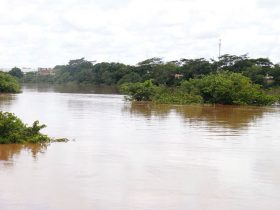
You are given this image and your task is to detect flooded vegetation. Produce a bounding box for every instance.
[0,111,67,144]
[0,85,280,210]
[120,72,277,105]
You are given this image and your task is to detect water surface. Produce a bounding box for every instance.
[0,84,280,210]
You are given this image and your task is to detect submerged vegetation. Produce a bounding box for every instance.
[0,112,67,144]
[180,72,277,105]
[121,72,277,105]
[120,80,203,105]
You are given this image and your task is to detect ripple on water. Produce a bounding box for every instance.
[0,85,280,210]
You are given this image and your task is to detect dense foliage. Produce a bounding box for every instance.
[0,112,67,144]
[22,55,280,88]
[0,72,21,93]
[8,67,24,79]
[18,55,280,105]
[181,72,277,105]
[120,80,203,105]
[120,80,158,101]
[121,72,277,105]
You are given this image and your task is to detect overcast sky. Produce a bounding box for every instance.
[0,0,279,68]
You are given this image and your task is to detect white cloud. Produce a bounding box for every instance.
[0,0,279,68]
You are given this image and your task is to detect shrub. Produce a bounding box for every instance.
[0,72,21,93]
[120,80,158,101]
[0,112,67,144]
[120,73,277,106]
[153,88,203,104]
[120,80,202,105]
[181,71,277,105]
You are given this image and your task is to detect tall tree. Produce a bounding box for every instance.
[8,67,24,79]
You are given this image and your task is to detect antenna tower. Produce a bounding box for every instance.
[219,39,222,58]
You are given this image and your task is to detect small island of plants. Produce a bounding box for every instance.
[0,112,67,144]
[120,72,278,106]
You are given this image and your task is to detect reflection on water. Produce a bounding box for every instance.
[0,94,16,107]
[0,85,280,210]
[124,102,274,129]
[22,83,119,94]
[0,144,48,163]
[175,104,267,129]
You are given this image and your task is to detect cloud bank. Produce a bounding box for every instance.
[0,0,279,68]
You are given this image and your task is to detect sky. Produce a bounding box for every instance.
[0,0,279,68]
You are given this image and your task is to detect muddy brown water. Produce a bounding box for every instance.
[0,84,280,210]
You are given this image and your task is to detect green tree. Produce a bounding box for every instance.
[269,64,280,85]
[181,71,276,105]
[0,72,21,93]
[151,63,179,86]
[242,65,266,86]
[180,58,214,79]
[117,72,142,84]
[8,67,24,79]
[120,80,158,101]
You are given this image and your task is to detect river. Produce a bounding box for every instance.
[0,84,280,210]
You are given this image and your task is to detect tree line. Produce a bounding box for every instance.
[3,54,280,106]
[9,54,280,88]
